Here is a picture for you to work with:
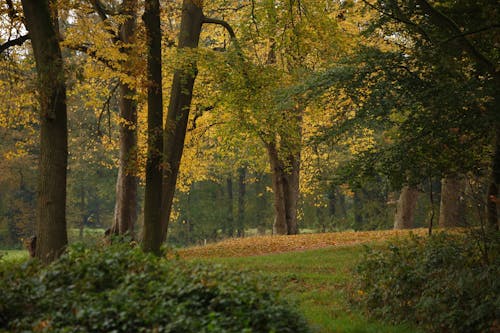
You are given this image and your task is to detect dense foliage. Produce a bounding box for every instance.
[0,243,309,333]
[354,232,500,333]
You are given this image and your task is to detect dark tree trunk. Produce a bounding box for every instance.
[394,186,419,229]
[439,176,466,228]
[226,177,234,237]
[79,186,85,239]
[142,0,164,254]
[112,0,138,237]
[353,190,363,230]
[237,167,246,237]
[160,0,203,244]
[23,2,68,262]
[487,123,500,231]
[283,153,300,234]
[21,0,68,263]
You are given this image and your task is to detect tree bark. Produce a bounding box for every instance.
[266,142,288,235]
[142,0,164,254]
[439,176,466,228]
[237,167,246,237]
[160,0,204,245]
[111,0,138,237]
[283,153,300,234]
[226,177,234,236]
[21,0,68,263]
[487,124,500,231]
[394,186,419,229]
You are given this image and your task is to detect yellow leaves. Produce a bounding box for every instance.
[345,128,376,156]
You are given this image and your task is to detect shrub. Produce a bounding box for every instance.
[353,232,500,333]
[0,243,309,333]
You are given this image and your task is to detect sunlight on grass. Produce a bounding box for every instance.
[189,244,423,333]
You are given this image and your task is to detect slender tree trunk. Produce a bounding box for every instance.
[487,123,500,231]
[79,186,85,239]
[142,0,164,254]
[394,186,419,229]
[160,0,203,244]
[226,177,234,237]
[283,153,300,234]
[353,190,363,230]
[237,167,246,237]
[21,0,68,263]
[439,176,466,228]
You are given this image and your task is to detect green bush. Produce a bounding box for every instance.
[354,232,500,333]
[0,243,309,333]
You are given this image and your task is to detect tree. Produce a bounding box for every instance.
[21,0,68,262]
[142,0,164,254]
[439,176,466,228]
[394,186,418,229]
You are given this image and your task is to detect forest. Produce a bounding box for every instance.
[0,0,499,332]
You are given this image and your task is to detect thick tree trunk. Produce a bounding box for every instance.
[112,84,138,236]
[142,0,164,254]
[112,0,138,237]
[21,0,68,263]
[267,142,288,235]
[237,167,246,237]
[439,176,466,228]
[394,186,419,229]
[266,143,300,235]
[160,0,203,243]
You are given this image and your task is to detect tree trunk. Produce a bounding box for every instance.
[160,0,203,244]
[283,153,300,234]
[487,123,500,231]
[353,190,363,230]
[112,0,138,237]
[22,0,68,263]
[112,83,138,236]
[237,167,246,237]
[267,142,288,235]
[394,186,419,229]
[439,176,466,228]
[79,186,85,240]
[142,0,164,254]
[226,177,234,237]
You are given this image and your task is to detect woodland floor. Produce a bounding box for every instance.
[1,229,427,333]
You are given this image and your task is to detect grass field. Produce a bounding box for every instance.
[0,229,425,333]
[182,244,422,333]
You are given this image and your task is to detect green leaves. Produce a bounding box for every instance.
[0,243,309,332]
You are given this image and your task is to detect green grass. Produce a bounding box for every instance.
[0,239,422,332]
[192,244,422,333]
[0,249,28,262]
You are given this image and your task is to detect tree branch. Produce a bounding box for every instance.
[89,0,109,21]
[415,0,496,74]
[202,16,236,40]
[63,43,116,70]
[0,34,30,54]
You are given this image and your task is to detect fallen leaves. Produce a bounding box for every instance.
[176,229,428,259]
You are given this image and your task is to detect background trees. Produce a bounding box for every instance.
[0,0,497,252]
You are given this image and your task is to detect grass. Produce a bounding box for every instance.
[1,229,426,332]
[186,244,422,333]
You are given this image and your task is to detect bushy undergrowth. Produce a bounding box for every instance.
[0,243,309,333]
[354,232,500,333]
